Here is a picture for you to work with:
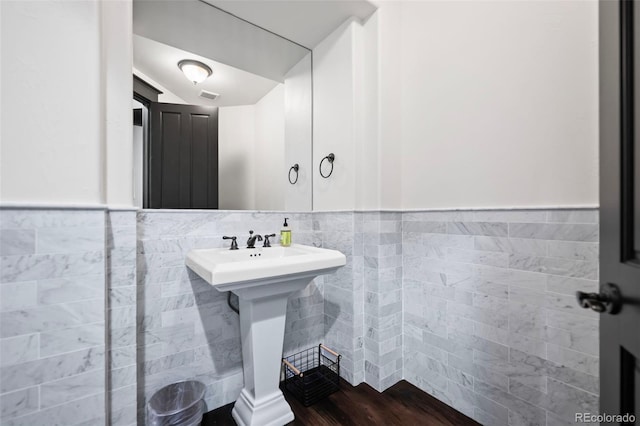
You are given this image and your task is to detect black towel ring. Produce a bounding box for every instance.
[288,164,299,184]
[319,153,335,178]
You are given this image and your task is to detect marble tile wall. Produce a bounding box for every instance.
[0,209,106,426]
[136,211,322,423]
[106,210,138,426]
[402,209,599,426]
[315,212,364,385]
[0,207,602,425]
[363,212,403,392]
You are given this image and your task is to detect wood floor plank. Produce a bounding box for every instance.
[202,380,480,426]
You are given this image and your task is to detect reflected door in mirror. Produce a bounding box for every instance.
[149,102,219,209]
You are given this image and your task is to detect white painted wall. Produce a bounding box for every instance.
[218,84,286,210]
[313,1,598,211]
[103,0,134,207]
[284,54,313,211]
[398,0,599,209]
[218,106,256,209]
[1,0,598,211]
[313,19,359,211]
[1,0,103,204]
[0,0,134,207]
[254,85,286,210]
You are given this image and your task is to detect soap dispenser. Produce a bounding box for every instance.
[280,218,291,247]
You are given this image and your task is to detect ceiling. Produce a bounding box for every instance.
[205,1,378,49]
[133,35,280,107]
[132,0,377,107]
[133,0,310,83]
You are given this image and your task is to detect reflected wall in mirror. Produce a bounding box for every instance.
[132,0,312,211]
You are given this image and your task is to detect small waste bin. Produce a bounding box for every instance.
[148,380,206,426]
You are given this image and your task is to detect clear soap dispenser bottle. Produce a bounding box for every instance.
[280,218,291,247]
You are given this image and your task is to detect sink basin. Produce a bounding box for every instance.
[186,243,346,426]
[186,244,346,294]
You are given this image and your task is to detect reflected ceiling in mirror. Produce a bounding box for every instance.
[132,0,312,211]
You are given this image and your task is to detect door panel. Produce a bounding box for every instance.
[599,0,640,422]
[149,102,218,209]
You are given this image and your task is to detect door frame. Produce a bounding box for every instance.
[133,91,152,209]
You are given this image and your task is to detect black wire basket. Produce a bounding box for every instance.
[280,344,341,407]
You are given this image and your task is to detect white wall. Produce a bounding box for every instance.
[313,12,402,212]
[312,1,598,211]
[218,84,286,210]
[398,0,599,209]
[284,54,313,211]
[254,85,286,210]
[218,106,256,209]
[313,19,359,211]
[103,0,134,207]
[0,0,134,207]
[1,0,103,204]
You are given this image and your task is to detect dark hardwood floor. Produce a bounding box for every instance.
[202,380,480,426]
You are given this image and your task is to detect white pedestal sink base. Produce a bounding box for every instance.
[231,389,294,426]
[185,245,346,426]
[231,282,310,426]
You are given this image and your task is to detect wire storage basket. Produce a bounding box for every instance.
[280,344,341,407]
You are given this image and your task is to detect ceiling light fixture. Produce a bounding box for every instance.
[177,59,212,85]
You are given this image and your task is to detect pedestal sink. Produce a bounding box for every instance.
[186,244,346,426]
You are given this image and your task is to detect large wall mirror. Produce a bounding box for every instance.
[132,0,312,211]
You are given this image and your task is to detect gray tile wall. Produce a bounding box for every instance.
[402,209,599,426]
[106,210,138,426]
[0,207,601,426]
[136,211,322,423]
[363,212,404,391]
[0,209,106,426]
[315,212,364,385]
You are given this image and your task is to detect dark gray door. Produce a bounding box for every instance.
[597,0,640,422]
[148,102,218,209]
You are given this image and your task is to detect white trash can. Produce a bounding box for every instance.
[148,381,206,426]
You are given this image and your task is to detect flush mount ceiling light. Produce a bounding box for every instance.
[177,59,212,85]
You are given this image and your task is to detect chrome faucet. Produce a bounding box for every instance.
[246,230,263,249]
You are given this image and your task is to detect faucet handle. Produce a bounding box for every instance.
[263,234,277,247]
[222,236,238,250]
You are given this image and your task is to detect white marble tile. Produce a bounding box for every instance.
[0,210,104,230]
[40,369,105,409]
[1,252,104,283]
[546,275,598,296]
[509,254,597,279]
[1,298,103,338]
[447,222,508,237]
[0,281,37,312]
[509,223,598,242]
[448,247,509,268]
[107,211,136,228]
[40,322,104,357]
[37,274,104,305]
[0,230,35,256]
[546,209,598,224]
[474,236,547,256]
[0,334,38,367]
[547,344,599,376]
[547,241,598,261]
[36,227,104,254]
[0,347,104,393]
[402,208,600,423]
[473,210,547,223]
[0,386,39,420]
[2,392,104,426]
